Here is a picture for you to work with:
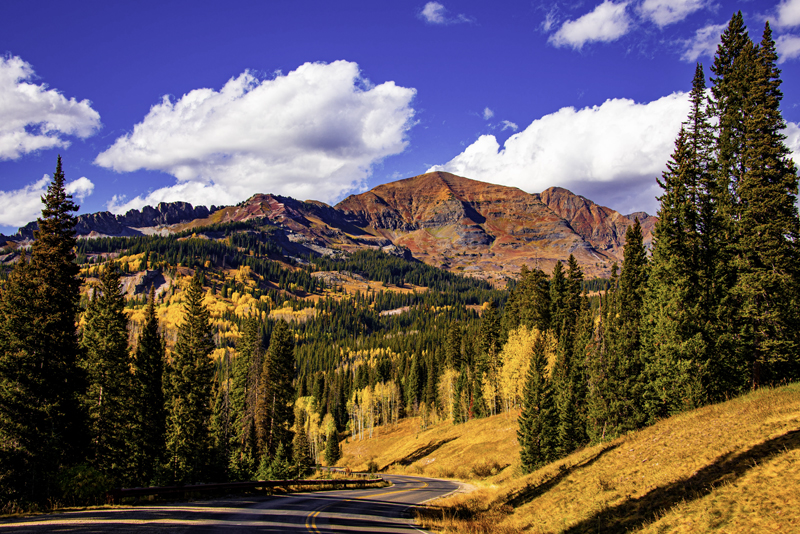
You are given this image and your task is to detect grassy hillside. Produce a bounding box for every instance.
[340,383,800,533]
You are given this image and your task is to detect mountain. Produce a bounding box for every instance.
[6,201,220,241]
[1,172,655,279]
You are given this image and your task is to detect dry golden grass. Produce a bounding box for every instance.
[340,411,521,482]
[341,384,800,533]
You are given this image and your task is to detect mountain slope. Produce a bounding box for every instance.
[335,172,615,278]
[539,186,655,257]
[338,384,800,533]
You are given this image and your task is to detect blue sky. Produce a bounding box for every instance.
[2,0,800,234]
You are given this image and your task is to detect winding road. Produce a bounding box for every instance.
[0,475,461,533]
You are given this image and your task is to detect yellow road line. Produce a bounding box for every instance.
[305,481,430,533]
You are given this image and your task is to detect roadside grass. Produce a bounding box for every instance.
[340,410,521,482]
[343,383,800,533]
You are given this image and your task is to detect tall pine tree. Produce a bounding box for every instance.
[81,261,134,485]
[0,157,86,503]
[165,271,216,484]
[255,320,296,462]
[132,285,166,486]
[733,22,800,386]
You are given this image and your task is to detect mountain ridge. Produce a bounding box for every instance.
[1,172,654,279]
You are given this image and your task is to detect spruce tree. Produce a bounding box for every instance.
[0,157,86,503]
[255,320,295,461]
[733,22,800,386]
[211,353,232,481]
[517,329,557,472]
[642,128,709,420]
[607,221,648,434]
[132,285,166,486]
[81,261,134,485]
[229,316,262,480]
[292,414,313,477]
[165,271,216,484]
[324,430,341,466]
[0,255,50,502]
[552,256,587,455]
[549,261,567,339]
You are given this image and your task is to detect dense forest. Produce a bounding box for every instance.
[0,13,797,510]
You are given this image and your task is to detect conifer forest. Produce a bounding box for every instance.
[1,13,798,511]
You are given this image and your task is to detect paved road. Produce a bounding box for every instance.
[0,475,461,533]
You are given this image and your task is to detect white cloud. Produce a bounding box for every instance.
[419,2,472,24]
[776,34,800,62]
[786,121,800,167]
[483,107,494,120]
[427,93,693,215]
[680,22,727,62]
[501,120,519,131]
[549,1,632,50]
[95,61,416,212]
[0,174,95,228]
[65,176,95,200]
[638,0,707,27]
[0,56,101,161]
[773,0,800,28]
[542,10,558,32]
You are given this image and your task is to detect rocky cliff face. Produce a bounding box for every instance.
[538,187,654,258]
[334,172,616,278]
[12,202,220,240]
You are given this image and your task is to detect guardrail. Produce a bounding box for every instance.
[106,476,385,503]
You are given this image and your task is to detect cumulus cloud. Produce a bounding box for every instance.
[549,1,632,50]
[483,107,494,120]
[95,61,416,212]
[501,120,519,131]
[638,0,708,27]
[419,2,472,25]
[773,0,800,28]
[0,174,95,228]
[0,56,101,161]
[776,34,800,62]
[680,22,727,62]
[428,93,694,215]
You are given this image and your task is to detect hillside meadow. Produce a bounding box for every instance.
[339,383,800,533]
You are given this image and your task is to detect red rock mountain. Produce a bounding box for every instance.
[329,172,653,279]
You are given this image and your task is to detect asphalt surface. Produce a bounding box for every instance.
[0,475,462,533]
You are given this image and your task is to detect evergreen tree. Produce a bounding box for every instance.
[517,329,558,472]
[0,255,53,502]
[642,128,709,420]
[444,322,462,369]
[552,256,587,455]
[549,261,567,339]
[211,353,233,481]
[292,415,314,477]
[256,320,296,460]
[165,271,216,484]
[229,316,262,480]
[733,22,800,386]
[132,285,166,486]
[324,430,341,466]
[81,261,134,485]
[0,157,86,503]
[604,221,649,435]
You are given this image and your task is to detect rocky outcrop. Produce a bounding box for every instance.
[538,187,654,257]
[12,201,221,240]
